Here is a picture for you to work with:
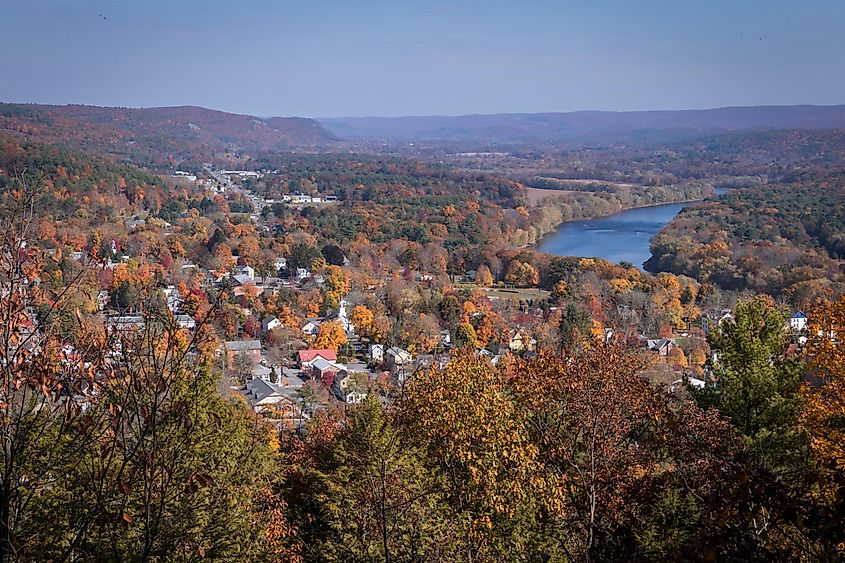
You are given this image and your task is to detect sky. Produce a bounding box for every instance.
[2,0,844,117]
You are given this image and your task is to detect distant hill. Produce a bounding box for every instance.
[0,103,335,166]
[319,105,845,147]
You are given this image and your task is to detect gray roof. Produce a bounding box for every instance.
[226,340,261,352]
[233,274,253,285]
[245,378,282,402]
[312,357,344,372]
[647,338,676,350]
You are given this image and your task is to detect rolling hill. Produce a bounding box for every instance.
[0,103,335,166]
[319,105,845,147]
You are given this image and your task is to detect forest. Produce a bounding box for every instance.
[648,181,845,299]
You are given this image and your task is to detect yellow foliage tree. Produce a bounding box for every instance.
[475,264,494,287]
[350,305,374,337]
[801,297,845,467]
[313,320,347,351]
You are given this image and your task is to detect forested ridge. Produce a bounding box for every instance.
[648,180,845,298]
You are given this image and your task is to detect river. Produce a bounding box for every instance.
[536,200,701,268]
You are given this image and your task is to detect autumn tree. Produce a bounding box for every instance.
[476,264,494,286]
[403,352,544,560]
[454,321,478,349]
[349,305,374,338]
[504,260,539,287]
[313,320,347,351]
[801,297,845,467]
[558,303,593,351]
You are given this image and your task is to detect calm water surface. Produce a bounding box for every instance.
[537,201,698,268]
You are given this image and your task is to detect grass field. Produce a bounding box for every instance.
[456,284,551,301]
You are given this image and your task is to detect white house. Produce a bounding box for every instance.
[263,316,282,332]
[790,312,808,332]
[301,319,321,336]
[369,344,384,363]
[386,346,413,367]
[235,264,255,280]
[161,286,182,312]
[175,314,196,329]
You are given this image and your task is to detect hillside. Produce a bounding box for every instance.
[0,103,335,167]
[646,181,845,300]
[319,105,845,147]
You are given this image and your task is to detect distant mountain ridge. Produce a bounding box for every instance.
[0,103,335,165]
[319,105,845,146]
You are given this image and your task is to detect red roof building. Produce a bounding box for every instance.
[297,349,337,367]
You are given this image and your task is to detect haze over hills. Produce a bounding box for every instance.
[0,103,335,166]
[319,104,845,146]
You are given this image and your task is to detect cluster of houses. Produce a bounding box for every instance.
[280,193,339,204]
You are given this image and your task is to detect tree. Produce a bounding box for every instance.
[558,303,592,351]
[307,394,454,561]
[39,321,281,561]
[694,297,805,472]
[322,265,347,310]
[349,305,374,338]
[314,321,347,351]
[403,353,543,560]
[321,244,345,266]
[455,321,478,349]
[504,261,539,287]
[438,294,462,325]
[801,297,845,467]
[475,264,493,286]
[233,350,255,381]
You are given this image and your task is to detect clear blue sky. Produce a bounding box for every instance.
[2,0,844,117]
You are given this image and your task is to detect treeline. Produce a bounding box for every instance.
[280,297,845,561]
[647,182,845,299]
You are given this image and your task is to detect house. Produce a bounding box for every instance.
[310,357,346,387]
[96,290,110,311]
[790,312,808,332]
[369,344,385,363]
[175,314,196,329]
[241,378,304,424]
[415,354,449,371]
[295,268,311,281]
[274,258,287,272]
[647,338,678,357]
[161,286,182,312]
[263,316,282,332]
[332,370,368,404]
[508,329,537,353]
[298,349,337,368]
[438,330,452,347]
[385,346,413,367]
[108,315,145,331]
[232,273,254,287]
[301,319,322,336]
[224,340,261,369]
[235,264,255,280]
